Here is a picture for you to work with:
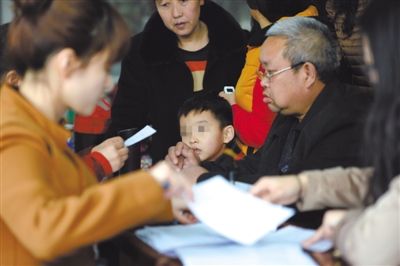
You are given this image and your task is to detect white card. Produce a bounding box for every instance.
[124,125,156,147]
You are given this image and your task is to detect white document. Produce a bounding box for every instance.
[176,242,318,266]
[124,125,156,147]
[185,176,295,245]
[175,226,332,265]
[234,181,253,192]
[135,223,230,254]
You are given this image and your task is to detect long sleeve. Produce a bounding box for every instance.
[333,176,400,265]
[2,133,172,262]
[77,147,112,182]
[232,78,276,149]
[296,167,373,211]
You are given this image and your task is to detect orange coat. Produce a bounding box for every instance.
[0,85,173,265]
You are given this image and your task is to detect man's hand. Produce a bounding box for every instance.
[302,209,348,247]
[91,136,128,172]
[165,142,201,171]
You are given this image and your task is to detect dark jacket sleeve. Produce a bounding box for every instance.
[198,149,264,183]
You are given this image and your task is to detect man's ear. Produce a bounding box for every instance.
[223,125,235,144]
[55,48,80,78]
[5,70,21,88]
[302,62,317,88]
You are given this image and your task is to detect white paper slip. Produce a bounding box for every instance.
[124,125,156,147]
[185,176,295,245]
[135,223,231,254]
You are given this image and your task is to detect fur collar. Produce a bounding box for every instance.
[139,1,246,65]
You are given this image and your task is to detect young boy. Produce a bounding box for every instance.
[178,93,235,163]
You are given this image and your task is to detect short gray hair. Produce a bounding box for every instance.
[266,17,339,84]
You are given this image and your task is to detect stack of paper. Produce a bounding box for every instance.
[184,176,295,245]
[135,176,333,265]
[136,224,333,265]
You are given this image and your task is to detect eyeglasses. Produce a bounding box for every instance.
[256,62,305,82]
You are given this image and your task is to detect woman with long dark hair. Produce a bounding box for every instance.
[250,1,399,264]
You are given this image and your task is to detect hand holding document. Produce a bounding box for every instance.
[124,125,156,147]
[184,176,295,245]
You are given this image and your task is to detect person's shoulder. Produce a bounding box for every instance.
[341,83,372,108]
[201,2,247,52]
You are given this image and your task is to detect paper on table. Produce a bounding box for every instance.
[135,223,231,254]
[176,242,318,266]
[135,223,332,255]
[124,125,156,147]
[184,176,295,245]
[175,226,332,266]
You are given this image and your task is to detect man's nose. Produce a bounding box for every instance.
[260,76,270,92]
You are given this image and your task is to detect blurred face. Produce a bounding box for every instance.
[180,110,229,162]
[64,50,113,116]
[156,0,204,40]
[259,37,306,117]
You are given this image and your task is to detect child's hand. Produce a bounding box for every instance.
[165,141,200,170]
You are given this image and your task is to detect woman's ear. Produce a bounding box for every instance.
[223,125,235,144]
[5,70,21,88]
[55,48,80,78]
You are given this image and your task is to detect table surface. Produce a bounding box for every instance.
[114,225,346,266]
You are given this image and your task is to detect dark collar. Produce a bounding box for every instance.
[248,26,271,47]
[272,78,345,136]
[298,78,345,130]
[139,1,246,65]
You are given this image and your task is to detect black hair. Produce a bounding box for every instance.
[246,0,312,23]
[0,23,10,79]
[152,0,211,10]
[358,0,400,203]
[177,93,233,130]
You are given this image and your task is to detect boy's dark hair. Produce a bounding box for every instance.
[178,93,233,130]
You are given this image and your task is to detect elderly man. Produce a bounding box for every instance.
[166,17,371,188]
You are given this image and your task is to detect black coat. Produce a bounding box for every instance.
[200,79,371,184]
[106,1,247,163]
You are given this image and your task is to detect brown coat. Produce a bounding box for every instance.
[297,167,399,265]
[0,85,173,265]
[326,0,372,93]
